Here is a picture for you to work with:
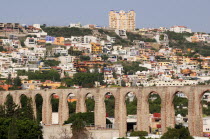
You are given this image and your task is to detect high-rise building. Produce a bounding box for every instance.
[109,10,136,31]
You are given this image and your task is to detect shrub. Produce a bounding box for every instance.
[130,131,148,137]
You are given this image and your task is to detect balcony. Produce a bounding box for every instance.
[0,23,4,28]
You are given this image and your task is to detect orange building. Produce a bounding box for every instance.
[42,80,61,89]
[0,85,13,91]
[54,37,65,45]
[190,36,199,43]
[91,43,102,54]
[74,61,104,72]
[67,98,77,102]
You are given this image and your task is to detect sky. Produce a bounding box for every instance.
[0,0,210,33]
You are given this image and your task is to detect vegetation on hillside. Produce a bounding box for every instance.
[127,32,156,42]
[73,72,104,88]
[0,46,7,52]
[122,61,148,75]
[17,69,60,82]
[41,27,92,37]
[98,29,131,46]
[98,29,156,47]
[42,60,60,67]
[167,31,210,56]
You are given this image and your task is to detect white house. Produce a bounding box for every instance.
[69,23,82,28]
[24,37,38,47]
[170,26,192,33]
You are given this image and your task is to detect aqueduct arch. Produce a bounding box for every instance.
[0,86,209,137]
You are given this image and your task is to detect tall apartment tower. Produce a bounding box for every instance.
[109,10,136,31]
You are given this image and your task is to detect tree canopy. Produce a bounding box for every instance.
[41,27,92,37]
[173,95,188,117]
[161,127,193,139]
[126,97,137,115]
[65,112,94,125]
[73,72,104,88]
[122,62,148,75]
[42,60,60,67]
[17,69,61,82]
[105,95,115,117]
[0,94,42,139]
[148,94,161,114]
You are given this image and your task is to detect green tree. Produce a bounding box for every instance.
[71,118,89,139]
[42,60,60,67]
[5,74,12,85]
[85,98,95,112]
[73,72,104,88]
[104,95,115,117]
[122,62,148,75]
[121,80,126,87]
[68,101,77,115]
[148,94,161,114]
[126,97,137,115]
[13,76,22,87]
[65,112,94,125]
[17,70,27,76]
[112,71,117,79]
[173,95,188,117]
[0,95,43,139]
[101,54,109,61]
[8,118,18,139]
[20,96,34,120]
[161,127,193,139]
[41,27,92,37]
[80,56,90,61]
[159,34,164,41]
[35,94,43,122]
[0,46,7,52]
[27,69,60,82]
[62,78,74,87]
[4,94,17,118]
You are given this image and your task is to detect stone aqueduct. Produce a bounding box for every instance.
[0,86,209,137]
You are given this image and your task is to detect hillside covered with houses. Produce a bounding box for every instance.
[0,23,210,90]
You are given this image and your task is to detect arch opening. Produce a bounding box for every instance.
[51,93,59,124]
[148,92,161,134]
[85,93,95,112]
[20,94,34,120]
[20,94,28,108]
[200,91,210,137]
[67,93,77,116]
[173,91,188,128]
[4,94,16,117]
[85,93,95,126]
[104,92,115,128]
[125,92,137,133]
[35,94,43,122]
[5,94,14,105]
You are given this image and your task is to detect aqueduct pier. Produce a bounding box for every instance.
[0,86,208,137]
